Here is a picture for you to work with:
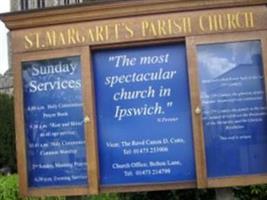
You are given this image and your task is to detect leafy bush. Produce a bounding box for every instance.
[0,175,19,200]
[234,185,267,200]
[82,193,119,200]
[118,189,215,200]
[0,93,16,172]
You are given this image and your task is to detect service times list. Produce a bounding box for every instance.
[22,56,88,188]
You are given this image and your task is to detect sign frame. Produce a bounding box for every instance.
[8,5,267,54]
[186,30,267,188]
[13,47,99,197]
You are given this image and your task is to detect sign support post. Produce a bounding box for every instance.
[215,188,234,200]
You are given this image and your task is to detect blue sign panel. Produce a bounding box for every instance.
[22,56,88,187]
[197,41,267,178]
[93,43,195,185]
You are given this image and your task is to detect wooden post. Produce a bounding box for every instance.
[216,188,234,200]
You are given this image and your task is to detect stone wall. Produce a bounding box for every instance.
[0,70,13,95]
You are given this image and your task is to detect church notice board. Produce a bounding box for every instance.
[6,0,267,197]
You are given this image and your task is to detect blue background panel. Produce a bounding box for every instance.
[197,41,267,178]
[23,56,88,188]
[93,43,196,186]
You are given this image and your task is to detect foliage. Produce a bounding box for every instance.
[118,189,216,200]
[0,175,19,200]
[82,193,119,200]
[234,185,267,200]
[0,93,16,172]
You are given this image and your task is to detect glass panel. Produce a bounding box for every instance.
[197,41,267,178]
[22,56,88,187]
[93,43,195,186]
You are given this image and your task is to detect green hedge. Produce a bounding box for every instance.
[234,185,267,200]
[0,93,16,172]
[0,175,19,200]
